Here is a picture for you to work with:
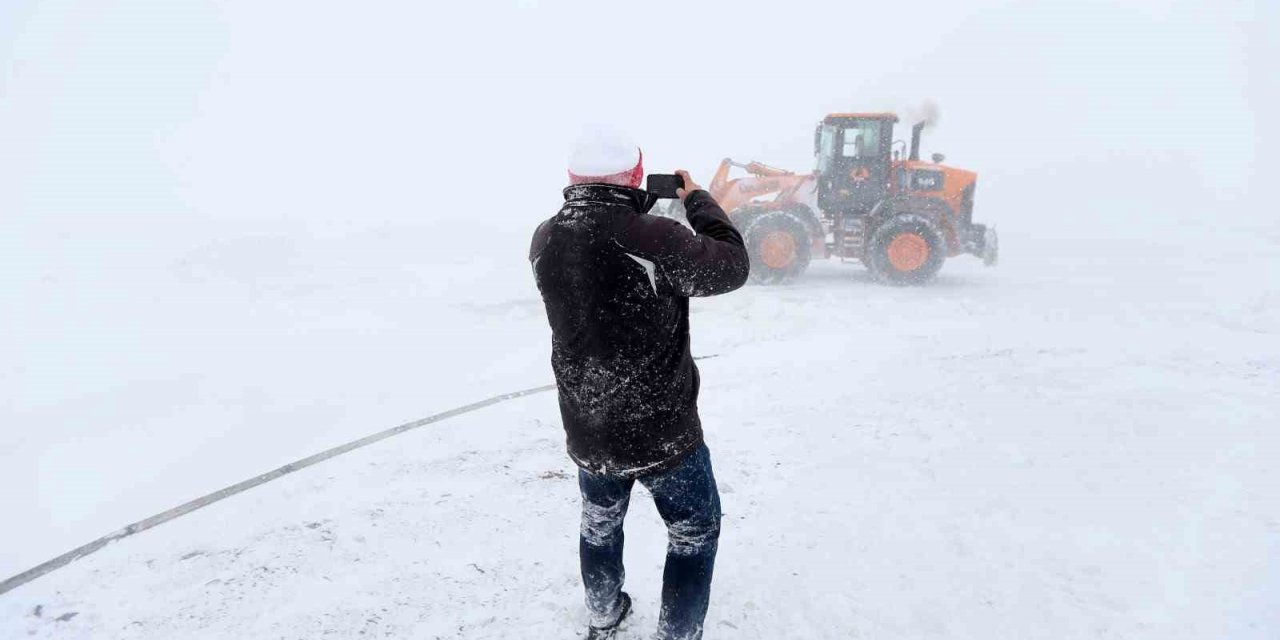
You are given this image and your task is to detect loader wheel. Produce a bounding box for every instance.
[867,214,946,286]
[744,212,811,285]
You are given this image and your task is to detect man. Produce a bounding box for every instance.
[530,129,749,640]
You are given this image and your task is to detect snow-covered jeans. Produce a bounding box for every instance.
[578,444,721,640]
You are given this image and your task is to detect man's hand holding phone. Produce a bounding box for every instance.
[646,170,703,202]
[675,170,702,201]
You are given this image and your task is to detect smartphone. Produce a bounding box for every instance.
[646,174,685,199]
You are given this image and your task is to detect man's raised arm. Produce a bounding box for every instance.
[660,170,750,297]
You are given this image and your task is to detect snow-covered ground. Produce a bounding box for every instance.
[3,211,1277,638]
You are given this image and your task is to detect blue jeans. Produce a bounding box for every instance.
[578,444,721,640]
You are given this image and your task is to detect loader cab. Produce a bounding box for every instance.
[815,113,897,216]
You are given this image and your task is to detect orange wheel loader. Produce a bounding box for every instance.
[686,113,998,286]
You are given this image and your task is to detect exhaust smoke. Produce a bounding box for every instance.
[910,100,942,129]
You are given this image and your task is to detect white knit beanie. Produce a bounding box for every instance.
[568,127,643,187]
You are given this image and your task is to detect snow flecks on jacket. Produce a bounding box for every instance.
[530,185,748,478]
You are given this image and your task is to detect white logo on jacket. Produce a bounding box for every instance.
[625,253,658,295]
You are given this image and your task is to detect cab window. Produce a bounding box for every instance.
[817,125,837,172]
[841,122,883,158]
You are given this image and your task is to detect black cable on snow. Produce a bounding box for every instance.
[0,355,720,597]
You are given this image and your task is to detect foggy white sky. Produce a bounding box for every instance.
[0,0,1270,245]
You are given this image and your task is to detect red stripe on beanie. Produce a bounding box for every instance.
[568,150,644,188]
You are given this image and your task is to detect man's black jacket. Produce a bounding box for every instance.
[530,184,749,478]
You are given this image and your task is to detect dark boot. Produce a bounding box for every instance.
[586,592,632,639]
